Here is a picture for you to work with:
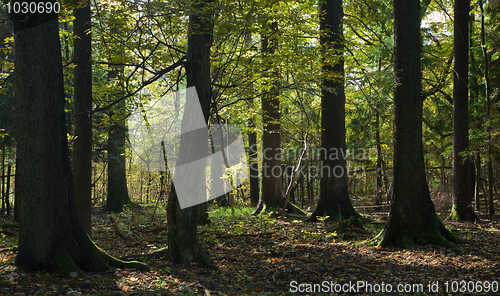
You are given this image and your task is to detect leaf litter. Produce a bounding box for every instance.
[0,204,499,295]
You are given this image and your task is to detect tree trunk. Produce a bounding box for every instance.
[166,0,214,268]
[479,0,494,217]
[470,13,481,212]
[72,3,93,234]
[5,164,11,215]
[255,21,286,211]
[475,152,482,210]
[450,0,475,221]
[375,108,383,206]
[106,123,131,212]
[248,122,259,206]
[307,0,359,222]
[376,0,461,248]
[13,9,145,276]
[1,148,4,214]
[105,12,130,213]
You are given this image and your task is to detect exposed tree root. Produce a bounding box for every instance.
[54,237,149,278]
[375,217,463,249]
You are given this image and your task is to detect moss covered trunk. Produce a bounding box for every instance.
[377,0,461,247]
[13,8,146,276]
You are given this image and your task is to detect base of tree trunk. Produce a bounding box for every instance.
[105,198,138,214]
[374,216,463,248]
[252,199,307,216]
[448,203,477,222]
[166,242,216,269]
[306,200,361,222]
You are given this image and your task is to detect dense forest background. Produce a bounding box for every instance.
[0,0,499,294]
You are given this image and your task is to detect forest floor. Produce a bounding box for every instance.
[1,193,499,295]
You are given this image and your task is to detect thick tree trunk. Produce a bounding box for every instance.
[166,0,214,268]
[255,21,287,212]
[307,0,359,222]
[13,10,145,276]
[105,13,130,213]
[72,4,93,233]
[106,123,131,213]
[450,0,475,221]
[376,0,461,247]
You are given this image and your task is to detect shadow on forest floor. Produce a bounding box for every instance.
[1,194,499,295]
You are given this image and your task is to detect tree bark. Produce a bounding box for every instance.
[106,123,131,213]
[105,13,130,213]
[307,0,360,222]
[450,0,475,221]
[12,7,146,275]
[479,0,494,216]
[375,108,383,206]
[5,164,11,215]
[255,21,287,212]
[166,0,214,268]
[248,121,259,206]
[376,0,461,247]
[72,3,93,233]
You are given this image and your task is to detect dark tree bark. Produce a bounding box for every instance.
[479,0,494,216]
[72,3,93,233]
[12,4,146,276]
[307,0,360,222]
[376,0,461,247]
[255,21,287,212]
[106,123,131,213]
[450,0,475,221]
[166,0,214,267]
[470,13,482,211]
[5,163,11,215]
[1,149,4,214]
[105,14,130,213]
[375,108,383,206]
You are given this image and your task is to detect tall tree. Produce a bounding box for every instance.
[166,0,214,267]
[248,120,259,206]
[255,20,286,211]
[105,14,131,213]
[72,2,93,233]
[106,121,130,213]
[479,0,494,216]
[375,0,461,247]
[12,1,145,275]
[450,0,475,221]
[307,0,360,222]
